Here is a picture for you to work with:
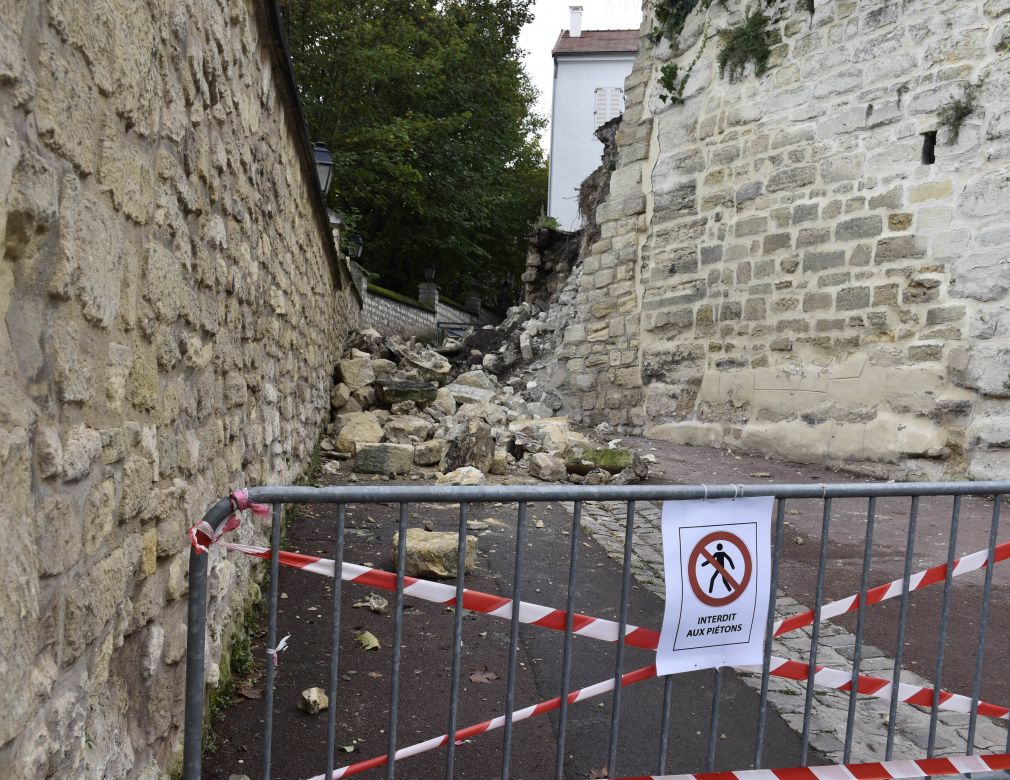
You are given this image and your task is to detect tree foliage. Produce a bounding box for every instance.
[279,0,547,303]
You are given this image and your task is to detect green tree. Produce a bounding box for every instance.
[279,0,547,303]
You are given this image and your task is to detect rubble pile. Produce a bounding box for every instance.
[321,328,648,485]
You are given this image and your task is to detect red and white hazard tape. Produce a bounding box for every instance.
[217,541,1010,721]
[305,664,657,779]
[608,751,1010,780]
[774,540,1010,637]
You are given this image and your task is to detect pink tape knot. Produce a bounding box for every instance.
[231,488,271,518]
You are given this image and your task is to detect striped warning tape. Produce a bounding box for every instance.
[774,540,1010,637]
[607,751,1010,780]
[217,541,1010,719]
[304,664,658,779]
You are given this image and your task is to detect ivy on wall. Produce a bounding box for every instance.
[652,0,810,103]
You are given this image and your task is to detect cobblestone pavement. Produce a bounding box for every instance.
[568,499,1009,765]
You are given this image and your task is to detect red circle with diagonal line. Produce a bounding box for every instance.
[688,531,752,608]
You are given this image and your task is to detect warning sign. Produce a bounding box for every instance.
[656,497,773,676]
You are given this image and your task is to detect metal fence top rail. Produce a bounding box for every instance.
[195,481,1010,533]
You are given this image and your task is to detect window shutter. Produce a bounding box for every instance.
[594,87,625,130]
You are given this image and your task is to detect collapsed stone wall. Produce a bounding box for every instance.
[0,0,359,776]
[554,0,1010,479]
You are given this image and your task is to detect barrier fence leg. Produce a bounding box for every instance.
[324,504,346,780]
[183,548,210,780]
[843,497,877,762]
[754,498,786,769]
[555,501,583,780]
[927,496,961,757]
[501,501,528,780]
[966,495,1001,755]
[886,496,919,759]
[801,498,832,765]
[262,503,283,780]
[444,503,470,779]
[385,503,409,780]
[607,501,636,776]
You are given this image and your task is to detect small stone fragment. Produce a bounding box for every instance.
[391,528,478,577]
[299,687,329,715]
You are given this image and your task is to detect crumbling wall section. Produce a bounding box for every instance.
[554,0,1010,479]
[0,0,358,776]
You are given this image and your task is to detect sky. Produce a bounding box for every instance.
[518,0,644,151]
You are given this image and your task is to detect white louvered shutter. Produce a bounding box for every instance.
[594,87,625,129]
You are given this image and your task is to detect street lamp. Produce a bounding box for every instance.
[424,267,435,282]
[348,234,364,260]
[312,142,334,196]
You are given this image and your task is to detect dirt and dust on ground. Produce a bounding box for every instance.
[201,432,1010,780]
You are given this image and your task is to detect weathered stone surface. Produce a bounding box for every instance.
[375,379,438,405]
[432,387,458,416]
[354,442,414,474]
[529,452,567,481]
[453,369,496,392]
[442,419,495,474]
[382,415,433,443]
[565,447,635,476]
[299,687,329,715]
[444,382,496,405]
[414,438,447,466]
[436,466,486,485]
[391,528,477,578]
[335,412,384,454]
[331,383,351,409]
[402,346,451,383]
[61,425,102,482]
[338,358,376,392]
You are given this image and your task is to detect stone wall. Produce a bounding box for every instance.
[0,0,359,776]
[363,285,439,339]
[553,0,1010,479]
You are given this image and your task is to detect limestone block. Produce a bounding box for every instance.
[529,452,567,482]
[37,427,62,478]
[442,419,494,473]
[453,370,495,392]
[414,438,447,466]
[444,382,495,406]
[375,379,437,405]
[958,171,1010,218]
[382,415,432,443]
[299,687,329,714]
[37,495,83,577]
[331,382,351,409]
[490,449,508,475]
[84,478,116,557]
[950,251,1010,302]
[338,358,375,392]
[436,466,486,485]
[354,442,413,475]
[391,528,477,578]
[34,41,103,174]
[64,545,133,664]
[142,241,184,322]
[119,455,156,522]
[61,425,102,481]
[334,412,383,453]
[951,343,1010,397]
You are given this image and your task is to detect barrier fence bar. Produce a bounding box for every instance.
[181,482,1010,780]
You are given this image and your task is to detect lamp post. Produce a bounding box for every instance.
[312,142,334,196]
[348,234,364,261]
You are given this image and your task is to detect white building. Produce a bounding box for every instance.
[548,7,638,231]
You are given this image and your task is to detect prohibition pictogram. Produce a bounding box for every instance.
[687,530,753,608]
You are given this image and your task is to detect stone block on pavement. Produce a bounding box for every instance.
[335,411,384,453]
[529,452,567,481]
[391,528,477,578]
[353,442,414,475]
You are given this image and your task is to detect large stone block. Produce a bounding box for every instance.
[338,358,375,392]
[353,442,414,475]
[335,412,384,453]
[390,528,477,578]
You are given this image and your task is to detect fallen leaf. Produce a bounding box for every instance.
[356,631,381,651]
[588,767,609,779]
[239,687,263,699]
[366,671,383,678]
[353,594,389,614]
[468,670,498,684]
[339,745,357,753]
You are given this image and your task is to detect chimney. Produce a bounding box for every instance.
[569,5,583,38]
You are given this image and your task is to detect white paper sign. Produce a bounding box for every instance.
[656,497,774,676]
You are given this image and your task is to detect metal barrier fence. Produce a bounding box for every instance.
[182,481,1010,780]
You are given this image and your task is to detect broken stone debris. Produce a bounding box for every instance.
[321,330,649,484]
[299,687,329,715]
[391,528,478,578]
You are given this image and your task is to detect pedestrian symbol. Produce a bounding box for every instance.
[687,531,752,608]
[656,498,772,676]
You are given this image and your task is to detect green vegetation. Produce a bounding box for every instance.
[279,0,547,302]
[937,82,979,145]
[367,283,435,312]
[717,10,772,81]
[658,21,711,103]
[649,0,718,43]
